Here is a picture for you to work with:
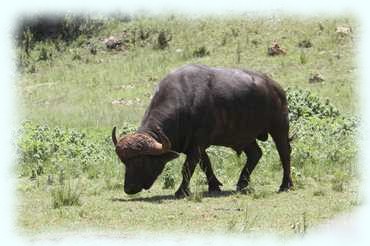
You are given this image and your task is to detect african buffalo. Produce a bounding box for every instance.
[112,64,293,198]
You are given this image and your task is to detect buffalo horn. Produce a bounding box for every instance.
[156,126,171,150]
[153,127,180,157]
[112,126,118,146]
[144,127,173,155]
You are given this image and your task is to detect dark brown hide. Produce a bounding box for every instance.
[113,64,293,197]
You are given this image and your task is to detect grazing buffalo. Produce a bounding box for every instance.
[112,64,293,198]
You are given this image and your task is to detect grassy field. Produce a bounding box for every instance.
[16,14,358,236]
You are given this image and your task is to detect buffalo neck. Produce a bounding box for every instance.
[137,109,191,154]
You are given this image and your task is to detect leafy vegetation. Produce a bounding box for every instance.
[51,180,82,209]
[15,13,358,235]
[17,121,112,179]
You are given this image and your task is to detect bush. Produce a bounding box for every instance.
[162,171,176,189]
[193,46,210,57]
[287,88,341,121]
[51,180,81,209]
[17,14,104,44]
[17,121,109,178]
[37,44,52,61]
[156,30,172,49]
[285,89,357,184]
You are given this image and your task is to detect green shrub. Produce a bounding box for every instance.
[17,121,109,178]
[287,88,341,121]
[71,50,82,61]
[313,189,325,196]
[156,30,172,49]
[162,172,176,189]
[105,177,124,190]
[299,51,308,64]
[51,180,81,209]
[189,189,203,203]
[193,46,210,57]
[17,14,103,44]
[37,45,50,61]
[331,170,349,192]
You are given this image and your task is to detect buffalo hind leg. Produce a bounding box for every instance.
[199,150,223,193]
[271,128,293,192]
[175,148,200,198]
[236,140,262,192]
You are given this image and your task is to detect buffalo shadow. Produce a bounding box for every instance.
[111,190,237,203]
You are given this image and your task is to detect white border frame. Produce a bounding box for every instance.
[1,1,369,245]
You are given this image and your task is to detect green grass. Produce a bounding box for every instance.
[18,15,357,127]
[17,175,358,234]
[51,180,81,209]
[16,14,358,235]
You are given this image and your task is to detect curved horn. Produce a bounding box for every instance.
[112,126,118,146]
[150,126,180,157]
[156,126,171,150]
[115,127,178,160]
[141,126,172,155]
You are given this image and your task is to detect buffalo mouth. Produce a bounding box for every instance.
[143,183,153,190]
[143,177,157,190]
[124,185,143,195]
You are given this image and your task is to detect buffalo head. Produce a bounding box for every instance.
[112,126,179,194]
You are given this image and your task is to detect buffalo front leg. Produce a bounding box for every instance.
[199,150,223,193]
[236,140,262,192]
[175,148,200,198]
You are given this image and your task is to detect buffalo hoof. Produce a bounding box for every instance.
[236,180,249,193]
[208,179,223,194]
[278,187,290,192]
[175,187,191,199]
[208,185,222,194]
[236,186,253,194]
[278,180,293,192]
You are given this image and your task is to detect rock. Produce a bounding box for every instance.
[104,36,122,50]
[111,98,135,106]
[309,73,324,83]
[267,40,286,56]
[112,98,125,105]
[120,84,135,90]
[335,26,352,35]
